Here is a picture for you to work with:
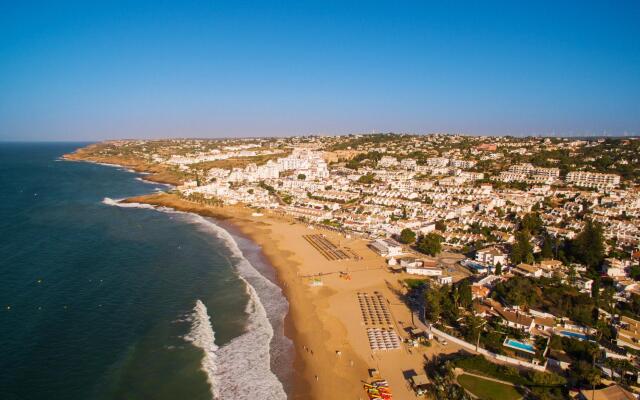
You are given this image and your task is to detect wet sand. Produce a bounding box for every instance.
[124,193,466,400]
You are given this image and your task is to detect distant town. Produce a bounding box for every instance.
[71,133,640,399]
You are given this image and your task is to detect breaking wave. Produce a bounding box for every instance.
[102,198,288,400]
[183,300,220,399]
[101,197,156,209]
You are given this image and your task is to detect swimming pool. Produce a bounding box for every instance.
[503,338,536,354]
[559,330,588,340]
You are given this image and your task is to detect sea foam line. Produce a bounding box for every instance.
[103,198,288,400]
[183,299,220,399]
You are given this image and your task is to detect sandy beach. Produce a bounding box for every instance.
[123,193,468,400]
[64,143,471,399]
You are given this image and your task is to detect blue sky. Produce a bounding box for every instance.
[1,1,639,140]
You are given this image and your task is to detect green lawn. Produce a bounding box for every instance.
[457,374,522,400]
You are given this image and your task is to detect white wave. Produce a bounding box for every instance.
[101,199,288,400]
[183,300,220,399]
[134,176,174,188]
[101,197,157,209]
[95,162,123,168]
[180,213,288,400]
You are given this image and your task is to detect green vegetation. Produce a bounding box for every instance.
[492,276,597,326]
[456,374,521,400]
[357,172,376,184]
[511,229,534,264]
[398,228,416,244]
[181,192,223,206]
[329,133,399,151]
[451,355,566,399]
[520,212,544,235]
[345,150,383,169]
[258,181,276,194]
[549,335,598,364]
[190,151,287,170]
[426,359,472,400]
[424,280,472,325]
[453,355,530,386]
[404,278,427,289]
[320,219,342,229]
[416,233,443,256]
[564,219,605,270]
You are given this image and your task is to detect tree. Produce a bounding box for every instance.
[511,230,534,264]
[521,212,543,235]
[528,370,566,386]
[630,265,640,281]
[494,262,502,275]
[424,289,442,322]
[416,233,443,256]
[357,173,375,184]
[568,360,598,388]
[297,173,306,180]
[456,279,473,308]
[569,219,605,270]
[541,234,554,259]
[398,228,416,244]
[463,314,484,343]
[435,220,447,232]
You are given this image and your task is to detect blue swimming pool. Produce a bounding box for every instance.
[504,339,536,353]
[559,330,588,340]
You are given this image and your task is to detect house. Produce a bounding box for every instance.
[471,285,490,299]
[574,278,593,293]
[617,316,640,351]
[606,258,629,278]
[406,265,442,277]
[530,310,557,334]
[475,246,508,267]
[499,309,535,332]
[579,384,635,400]
[512,263,543,278]
[482,299,535,332]
[399,257,423,269]
[533,316,556,334]
[537,259,563,276]
[437,275,453,285]
[369,238,403,257]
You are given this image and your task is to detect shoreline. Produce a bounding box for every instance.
[121,193,365,399]
[65,147,467,400]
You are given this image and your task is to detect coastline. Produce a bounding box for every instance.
[65,147,467,400]
[66,142,359,397]
[63,147,186,186]
[122,192,367,399]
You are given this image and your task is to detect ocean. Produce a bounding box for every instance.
[0,143,292,400]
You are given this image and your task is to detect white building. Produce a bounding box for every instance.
[369,238,403,257]
[566,171,620,189]
[475,247,508,266]
[378,156,399,168]
[406,266,443,276]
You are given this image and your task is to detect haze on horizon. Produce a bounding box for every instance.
[0,1,639,141]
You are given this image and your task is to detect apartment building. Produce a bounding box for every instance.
[566,171,621,189]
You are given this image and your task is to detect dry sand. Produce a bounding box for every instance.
[124,193,467,399]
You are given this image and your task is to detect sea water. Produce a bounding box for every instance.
[0,143,292,400]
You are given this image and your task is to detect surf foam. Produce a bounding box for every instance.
[183,299,220,399]
[101,197,156,209]
[102,198,288,400]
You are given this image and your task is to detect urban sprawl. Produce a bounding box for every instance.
[81,134,640,399]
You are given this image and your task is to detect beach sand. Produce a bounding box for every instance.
[123,193,468,399]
